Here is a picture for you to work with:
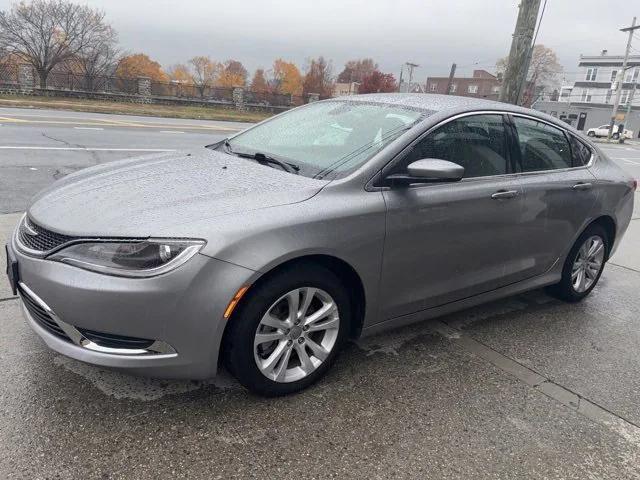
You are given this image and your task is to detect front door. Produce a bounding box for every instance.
[379,113,525,320]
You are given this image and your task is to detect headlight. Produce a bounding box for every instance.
[48,239,205,277]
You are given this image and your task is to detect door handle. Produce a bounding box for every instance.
[572,182,593,191]
[491,190,519,200]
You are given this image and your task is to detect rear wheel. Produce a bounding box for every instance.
[223,264,350,396]
[587,131,596,137]
[547,224,608,302]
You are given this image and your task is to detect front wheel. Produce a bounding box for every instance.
[547,224,608,302]
[587,131,596,137]
[612,132,620,140]
[223,264,350,396]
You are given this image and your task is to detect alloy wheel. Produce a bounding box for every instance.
[571,235,605,293]
[254,287,340,383]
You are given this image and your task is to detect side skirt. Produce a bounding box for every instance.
[360,266,562,338]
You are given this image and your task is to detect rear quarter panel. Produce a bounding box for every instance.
[588,148,635,255]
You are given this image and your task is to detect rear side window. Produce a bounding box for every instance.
[401,114,509,178]
[513,117,572,172]
[569,136,592,166]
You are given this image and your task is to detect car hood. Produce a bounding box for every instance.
[28,149,328,238]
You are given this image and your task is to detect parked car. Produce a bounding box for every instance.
[587,124,634,139]
[6,94,636,396]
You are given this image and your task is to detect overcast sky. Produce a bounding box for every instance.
[1,0,637,81]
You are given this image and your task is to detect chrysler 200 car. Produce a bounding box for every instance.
[6,94,635,396]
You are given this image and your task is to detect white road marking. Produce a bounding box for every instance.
[160,130,185,134]
[608,157,640,165]
[74,127,104,131]
[0,146,175,152]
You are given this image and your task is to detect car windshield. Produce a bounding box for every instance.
[226,100,429,179]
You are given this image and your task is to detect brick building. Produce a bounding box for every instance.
[425,69,501,100]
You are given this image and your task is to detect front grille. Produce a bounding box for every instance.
[18,217,76,253]
[20,287,71,341]
[77,328,155,349]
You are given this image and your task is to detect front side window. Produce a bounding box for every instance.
[399,114,509,178]
[513,117,572,172]
[227,101,428,179]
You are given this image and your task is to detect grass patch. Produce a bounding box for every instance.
[0,94,273,123]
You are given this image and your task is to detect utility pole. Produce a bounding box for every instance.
[405,62,419,92]
[608,17,639,140]
[499,0,542,105]
[445,63,457,94]
[398,65,403,92]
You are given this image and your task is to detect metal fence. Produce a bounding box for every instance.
[0,64,19,88]
[1,66,306,107]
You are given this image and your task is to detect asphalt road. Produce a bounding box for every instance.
[0,107,249,214]
[1,108,640,478]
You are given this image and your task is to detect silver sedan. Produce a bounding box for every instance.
[6,94,636,396]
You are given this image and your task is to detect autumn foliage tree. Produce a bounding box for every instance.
[303,56,333,97]
[116,53,168,82]
[167,63,192,83]
[217,59,248,87]
[250,68,269,92]
[337,58,377,84]
[359,70,397,93]
[270,59,303,96]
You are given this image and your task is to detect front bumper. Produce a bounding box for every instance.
[8,235,256,379]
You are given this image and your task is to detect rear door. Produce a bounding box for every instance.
[508,115,599,279]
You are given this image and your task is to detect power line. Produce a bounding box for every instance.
[532,0,548,47]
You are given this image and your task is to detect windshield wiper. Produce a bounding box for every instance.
[227,144,300,174]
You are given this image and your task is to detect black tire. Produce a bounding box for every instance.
[612,132,620,140]
[587,131,596,137]
[223,264,351,396]
[546,224,609,302]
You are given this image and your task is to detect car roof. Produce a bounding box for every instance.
[328,93,564,121]
[330,93,507,112]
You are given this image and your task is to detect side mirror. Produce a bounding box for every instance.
[386,159,465,186]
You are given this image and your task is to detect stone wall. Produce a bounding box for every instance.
[18,64,34,91]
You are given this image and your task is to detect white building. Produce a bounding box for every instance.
[570,51,640,107]
[533,50,640,136]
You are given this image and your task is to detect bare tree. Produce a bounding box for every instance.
[0,0,115,89]
[303,56,334,97]
[72,27,120,91]
[496,44,562,106]
[189,56,220,97]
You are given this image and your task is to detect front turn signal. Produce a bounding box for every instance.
[224,286,250,319]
